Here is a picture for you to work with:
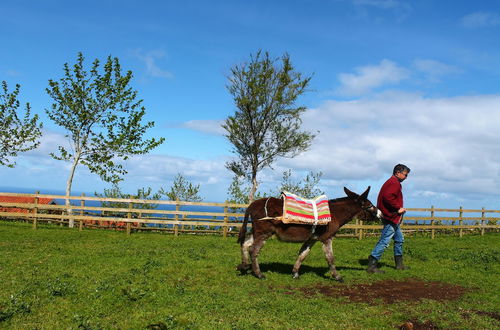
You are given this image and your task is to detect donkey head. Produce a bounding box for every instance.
[343,186,382,220]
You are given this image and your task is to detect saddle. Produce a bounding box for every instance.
[280,191,331,225]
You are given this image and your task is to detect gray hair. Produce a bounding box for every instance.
[393,164,411,175]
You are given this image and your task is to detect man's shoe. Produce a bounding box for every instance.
[394,255,409,270]
[367,255,385,274]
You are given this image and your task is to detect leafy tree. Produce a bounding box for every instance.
[226,174,268,218]
[160,174,203,229]
[160,173,203,202]
[222,50,315,202]
[95,185,162,216]
[227,170,323,206]
[227,174,251,205]
[275,169,324,199]
[46,52,165,227]
[226,174,267,206]
[0,81,43,167]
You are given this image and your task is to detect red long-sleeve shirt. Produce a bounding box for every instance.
[377,175,404,224]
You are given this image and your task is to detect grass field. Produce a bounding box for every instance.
[0,220,499,329]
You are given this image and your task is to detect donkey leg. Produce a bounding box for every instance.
[322,238,343,282]
[237,235,253,273]
[250,235,271,279]
[292,240,316,279]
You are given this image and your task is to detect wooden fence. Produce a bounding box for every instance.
[0,192,499,239]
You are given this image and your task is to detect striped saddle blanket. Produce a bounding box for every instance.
[281,191,331,225]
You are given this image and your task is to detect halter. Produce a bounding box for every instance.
[362,204,374,211]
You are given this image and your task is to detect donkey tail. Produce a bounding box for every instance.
[237,207,251,244]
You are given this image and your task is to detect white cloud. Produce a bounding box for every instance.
[413,59,460,83]
[3,94,500,207]
[167,91,500,205]
[282,92,500,203]
[0,140,232,200]
[336,59,410,96]
[125,154,226,183]
[120,154,232,200]
[461,11,500,28]
[131,49,174,79]
[29,130,70,155]
[182,119,225,135]
[335,58,461,96]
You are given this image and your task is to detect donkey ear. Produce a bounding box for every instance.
[344,187,358,198]
[360,186,371,199]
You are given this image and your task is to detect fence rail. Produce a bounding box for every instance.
[0,192,498,239]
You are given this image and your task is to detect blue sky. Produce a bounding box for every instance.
[1,0,499,209]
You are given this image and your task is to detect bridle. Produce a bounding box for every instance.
[359,201,380,218]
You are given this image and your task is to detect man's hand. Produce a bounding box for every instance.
[398,208,406,214]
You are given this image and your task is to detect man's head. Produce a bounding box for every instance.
[393,164,410,182]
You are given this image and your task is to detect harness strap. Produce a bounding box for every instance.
[254,197,275,221]
[264,197,271,218]
[310,199,319,237]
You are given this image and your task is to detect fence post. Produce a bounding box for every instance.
[430,205,435,239]
[174,200,179,236]
[99,208,104,228]
[223,201,228,238]
[355,218,359,238]
[459,206,463,237]
[126,197,133,236]
[481,207,485,236]
[79,193,85,231]
[32,191,39,230]
[138,211,142,232]
[358,220,363,240]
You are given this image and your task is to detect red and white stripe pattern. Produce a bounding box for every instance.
[281,191,331,225]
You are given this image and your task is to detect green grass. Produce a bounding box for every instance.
[0,220,499,329]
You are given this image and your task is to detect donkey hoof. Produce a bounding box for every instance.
[255,273,266,280]
[236,263,250,274]
[292,272,300,279]
[334,275,344,283]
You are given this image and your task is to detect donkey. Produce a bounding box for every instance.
[237,187,382,281]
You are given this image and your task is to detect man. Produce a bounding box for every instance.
[367,164,411,274]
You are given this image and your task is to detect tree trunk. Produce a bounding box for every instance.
[66,154,80,228]
[248,175,258,203]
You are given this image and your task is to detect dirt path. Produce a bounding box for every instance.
[278,278,496,329]
[293,278,467,304]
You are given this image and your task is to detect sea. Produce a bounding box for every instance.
[1,186,495,226]
[0,186,244,228]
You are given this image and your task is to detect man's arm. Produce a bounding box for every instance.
[381,181,403,212]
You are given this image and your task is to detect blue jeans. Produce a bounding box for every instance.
[370,219,404,260]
